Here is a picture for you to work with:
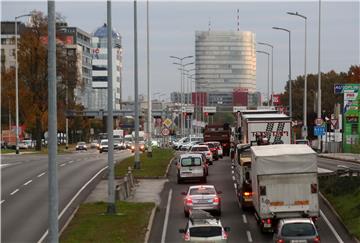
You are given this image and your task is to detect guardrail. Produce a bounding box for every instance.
[318,166,360,177]
[115,166,136,200]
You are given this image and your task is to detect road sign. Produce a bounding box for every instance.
[161,127,170,136]
[314,125,326,136]
[330,119,338,129]
[203,106,216,113]
[163,118,172,128]
[185,105,194,113]
[233,106,247,112]
[314,118,324,126]
[334,84,360,94]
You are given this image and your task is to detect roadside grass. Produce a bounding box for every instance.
[60,201,154,243]
[115,148,174,177]
[0,148,16,154]
[319,176,360,239]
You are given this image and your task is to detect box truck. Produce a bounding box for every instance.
[251,144,319,232]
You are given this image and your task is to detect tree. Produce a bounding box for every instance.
[16,10,80,150]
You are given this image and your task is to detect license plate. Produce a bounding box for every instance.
[264,223,271,227]
[291,240,307,243]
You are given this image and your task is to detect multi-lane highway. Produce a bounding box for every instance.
[1,149,131,243]
[149,155,357,243]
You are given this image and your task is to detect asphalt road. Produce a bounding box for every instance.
[149,155,357,243]
[1,149,131,243]
[317,156,360,172]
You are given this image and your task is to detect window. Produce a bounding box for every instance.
[189,187,216,195]
[191,147,208,152]
[92,65,107,71]
[93,76,108,81]
[181,157,201,166]
[190,227,222,237]
[281,223,316,237]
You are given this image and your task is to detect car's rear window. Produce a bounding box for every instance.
[101,141,108,145]
[281,223,316,237]
[78,142,85,145]
[206,143,215,148]
[189,187,216,195]
[190,226,222,237]
[191,147,208,151]
[181,157,202,166]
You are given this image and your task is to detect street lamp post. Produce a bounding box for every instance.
[15,13,31,154]
[256,50,270,106]
[146,0,152,157]
[272,26,292,118]
[170,56,193,137]
[258,42,274,106]
[317,0,322,151]
[287,11,308,139]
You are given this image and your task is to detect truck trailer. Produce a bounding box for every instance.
[251,144,319,232]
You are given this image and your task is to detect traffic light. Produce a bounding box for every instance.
[204,112,208,117]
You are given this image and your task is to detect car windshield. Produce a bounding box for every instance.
[281,223,316,237]
[206,143,215,148]
[181,157,201,166]
[191,147,208,151]
[189,226,222,238]
[189,187,216,195]
[101,141,108,145]
[77,142,85,145]
[114,139,122,143]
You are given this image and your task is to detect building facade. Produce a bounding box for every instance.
[91,23,122,110]
[195,31,256,93]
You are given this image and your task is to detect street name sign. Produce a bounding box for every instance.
[203,106,216,113]
[314,125,326,136]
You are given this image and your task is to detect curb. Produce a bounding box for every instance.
[144,205,157,243]
[318,154,360,164]
[59,206,79,236]
[164,156,175,178]
[319,192,360,243]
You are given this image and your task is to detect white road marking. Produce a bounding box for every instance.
[10,189,19,195]
[234,183,237,189]
[320,210,344,243]
[60,163,66,167]
[232,175,235,181]
[23,180,32,186]
[242,214,248,223]
[37,172,45,178]
[318,167,333,174]
[0,200,5,204]
[0,164,11,168]
[231,170,234,174]
[38,166,108,243]
[161,189,173,243]
[246,230,253,242]
[68,160,74,164]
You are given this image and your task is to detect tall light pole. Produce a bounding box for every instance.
[256,50,270,106]
[146,0,152,157]
[272,26,292,118]
[14,13,31,154]
[258,42,274,106]
[170,56,193,137]
[317,0,322,151]
[134,0,141,169]
[287,11,308,139]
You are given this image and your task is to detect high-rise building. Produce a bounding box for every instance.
[195,31,256,93]
[91,23,122,110]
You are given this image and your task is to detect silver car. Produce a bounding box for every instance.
[182,185,222,217]
[179,210,230,242]
[273,218,320,243]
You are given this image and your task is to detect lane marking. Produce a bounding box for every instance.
[38,166,108,243]
[234,183,237,189]
[320,210,344,243]
[23,180,32,186]
[242,214,248,224]
[246,230,253,242]
[60,163,66,167]
[232,175,235,181]
[0,200,5,204]
[10,189,19,195]
[231,170,234,174]
[318,167,333,174]
[37,172,46,178]
[161,189,173,243]
[68,160,74,164]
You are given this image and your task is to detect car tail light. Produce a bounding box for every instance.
[311,216,318,222]
[243,191,252,197]
[314,236,321,243]
[185,197,193,205]
[276,239,284,243]
[222,229,228,240]
[311,183,318,193]
[184,231,190,241]
[262,218,271,224]
[213,197,220,204]
[207,152,211,156]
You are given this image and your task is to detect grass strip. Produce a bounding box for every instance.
[61,201,154,243]
[319,176,360,239]
[115,148,174,177]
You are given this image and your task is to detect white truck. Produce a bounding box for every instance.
[251,144,319,232]
[241,113,292,145]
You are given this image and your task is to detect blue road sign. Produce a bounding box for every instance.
[314,125,326,136]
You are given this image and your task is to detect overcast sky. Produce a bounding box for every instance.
[2,1,359,100]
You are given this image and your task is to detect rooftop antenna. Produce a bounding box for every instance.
[237,9,240,31]
[208,17,211,31]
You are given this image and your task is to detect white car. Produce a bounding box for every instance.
[18,141,29,149]
[190,145,213,164]
[176,153,207,184]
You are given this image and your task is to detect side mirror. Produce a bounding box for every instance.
[224,227,231,232]
[179,229,186,234]
[217,190,222,194]
[181,192,187,196]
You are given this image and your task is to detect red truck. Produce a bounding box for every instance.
[203,123,231,156]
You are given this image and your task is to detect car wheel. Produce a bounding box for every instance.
[202,176,207,183]
[99,150,102,154]
[217,209,221,216]
[177,176,182,184]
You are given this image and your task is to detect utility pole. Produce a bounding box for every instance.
[317,0,322,151]
[146,0,152,157]
[47,1,59,241]
[106,0,116,214]
[134,0,141,169]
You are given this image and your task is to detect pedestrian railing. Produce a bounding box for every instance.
[115,166,136,200]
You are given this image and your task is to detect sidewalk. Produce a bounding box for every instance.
[85,178,168,206]
[319,153,360,163]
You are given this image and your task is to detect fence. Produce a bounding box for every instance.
[115,166,136,200]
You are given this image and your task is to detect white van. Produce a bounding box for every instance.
[176,153,206,184]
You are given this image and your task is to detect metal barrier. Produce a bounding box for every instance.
[115,166,136,200]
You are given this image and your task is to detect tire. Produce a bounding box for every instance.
[177,176,182,184]
[217,209,222,217]
[99,150,102,154]
[202,176,207,183]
